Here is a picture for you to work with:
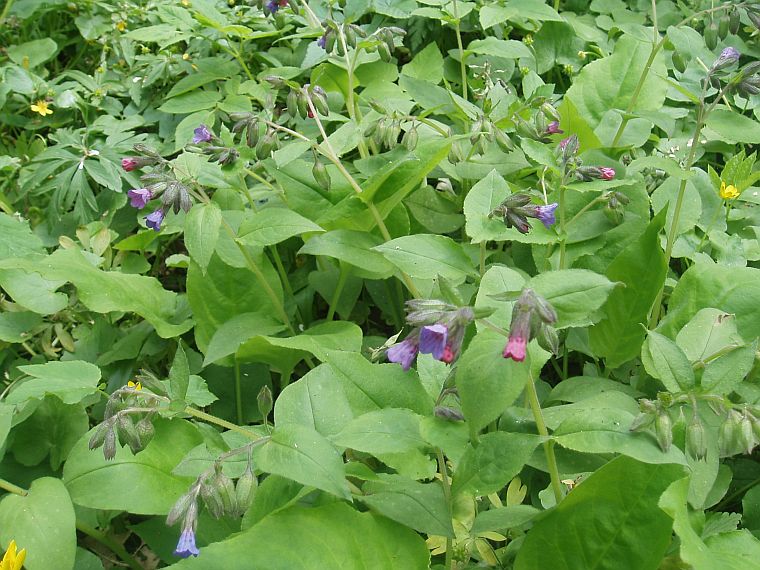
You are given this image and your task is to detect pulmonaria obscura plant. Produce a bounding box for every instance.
[2,0,760,568]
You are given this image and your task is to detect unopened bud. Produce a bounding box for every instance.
[200,481,225,519]
[719,410,742,456]
[136,417,155,448]
[629,412,654,432]
[536,323,559,355]
[167,492,195,526]
[103,427,117,461]
[258,385,273,419]
[89,422,110,451]
[434,406,465,421]
[739,414,755,455]
[729,8,740,35]
[117,414,142,454]
[213,470,238,516]
[310,86,329,116]
[313,160,331,191]
[672,51,687,73]
[494,129,514,152]
[686,417,707,460]
[654,410,673,452]
[235,466,258,514]
[402,126,418,150]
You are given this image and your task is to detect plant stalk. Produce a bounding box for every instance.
[525,373,564,503]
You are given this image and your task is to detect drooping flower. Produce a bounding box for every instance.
[599,167,616,180]
[192,124,213,144]
[503,308,531,362]
[419,324,448,360]
[719,180,740,200]
[30,100,53,116]
[546,121,563,135]
[317,33,327,49]
[386,337,419,371]
[711,47,740,72]
[145,209,165,231]
[122,157,139,171]
[0,540,26,570]
[502,289,558,363]
[503,334,527,362]
[174,527,200,558]
[527,203,558,229]
[127,188,152,208]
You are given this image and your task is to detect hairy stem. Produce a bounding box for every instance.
[525,373,564,503]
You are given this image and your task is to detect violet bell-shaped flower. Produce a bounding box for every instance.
[145,208,165,231]
[526,203,558,229]
[127,188,152,209]
[419,324,448,360]
[386,336,419,371]
[192,124,213,144]
[174,527,200,558]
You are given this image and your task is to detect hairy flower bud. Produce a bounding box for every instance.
[686,416,707,460]
[117,414,142,454]
[103,427,117,461]
[312,160,331,191]
[167,492,195,527]
[434,406,465,421]
[257,385,273,419]
[235,466,258,514]
[200,481,225,519]
[136,417,155,448]
[654,410,673,452]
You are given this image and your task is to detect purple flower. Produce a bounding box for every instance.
[192,124,213,144]
[174,528,199,558]
[317,34,327,49]
[387,338,419,371]
[419,324,448,360]
[532,203,558,228]
[713,47,740,71]
[599,167,615,180]
[546,121,563,135]
[503,335,527,362]
[127,188,152,209]
[265,0,279,13]
[144,209,165,231]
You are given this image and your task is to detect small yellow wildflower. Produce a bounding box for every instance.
[181,0,190,5]
[719,180,740,200]
[30,100,53,116]
[1,540,26,570]
[116,20,127,32]
[127,380,142,391]
[182,53,190,61]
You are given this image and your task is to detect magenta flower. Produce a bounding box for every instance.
[122,157,139,171]
[419,324,448,360]
[174,528,199,558]
[387,338,419,371]
[127,188,152,209]
[546,121,563,135]
[192,124,213,144]
[145,209,165,231]
[599,167,616,180]
[502,335,527,362]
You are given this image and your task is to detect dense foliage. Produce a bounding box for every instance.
[1,0,760,568]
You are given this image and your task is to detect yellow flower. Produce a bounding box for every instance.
[1,540,26,570]
[30,100,53,116]
[116,21,127,32]
[127,380,142,391]
[719,180,740,200]
[182,53,190,60]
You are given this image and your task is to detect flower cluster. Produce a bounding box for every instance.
[186,123,239,166]
[386,300,475,370]
[502,288,559,362]
[489,193,558,234]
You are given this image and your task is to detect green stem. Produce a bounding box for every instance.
[479,241,487,276]
[327,263,350,321]
[525,373,564,504]
[184,407,260,440]
[222,45,254,81]
[558,186,567,269]
[0,0,14,24]
[565,195,605,227]
[234,359,243,425]
[436,449,454,570]
[76,521,143,570]
[0,477,27,496]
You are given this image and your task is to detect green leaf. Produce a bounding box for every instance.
[0,248,192,338]
[0,212,45,258]
[360,476,453,537]
[171,503,430,569]
[589,209,667,367]
[203,312,286,365]
[168,342,190,402]
[565,35,668,129]
[464,170,557,244]
[401,42,444,84]
[675,309,744,364]
[479,0,562,28]
[705,109,760,144]
[63,419,203,514]
[184,202,222,273]
[466,37,533,59]
[456,330,535,435]
[157,90,222,113]
[331,408,427,455]
[701,342,757,395]
[253,424,351,500]
[299,229,395,279]
[237,208,323,247]
[7,38,58,68]
[274,364,355,437]
[472,505,541,533]
[526,269,616,329]
[658,263,760,342]
[374,234,476,282]
[515,457,686,570]
[0,477,76,570]
[8,361,101,405]
[0,311,42,342]
[642,330,695,392]
[451,432,541,496]
[327,352,434,416]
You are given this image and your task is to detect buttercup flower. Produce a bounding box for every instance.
[546,121,563,135]
[127,188,152,208]
[419,324,448,360]
[192,124,213,144]
[30,100,53,116]
[719,181,740,200]
[174,527,199,558]
[145,209,165,231]
[127,380,142,391]
[386,337,419,371]
[1,540,26,570]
